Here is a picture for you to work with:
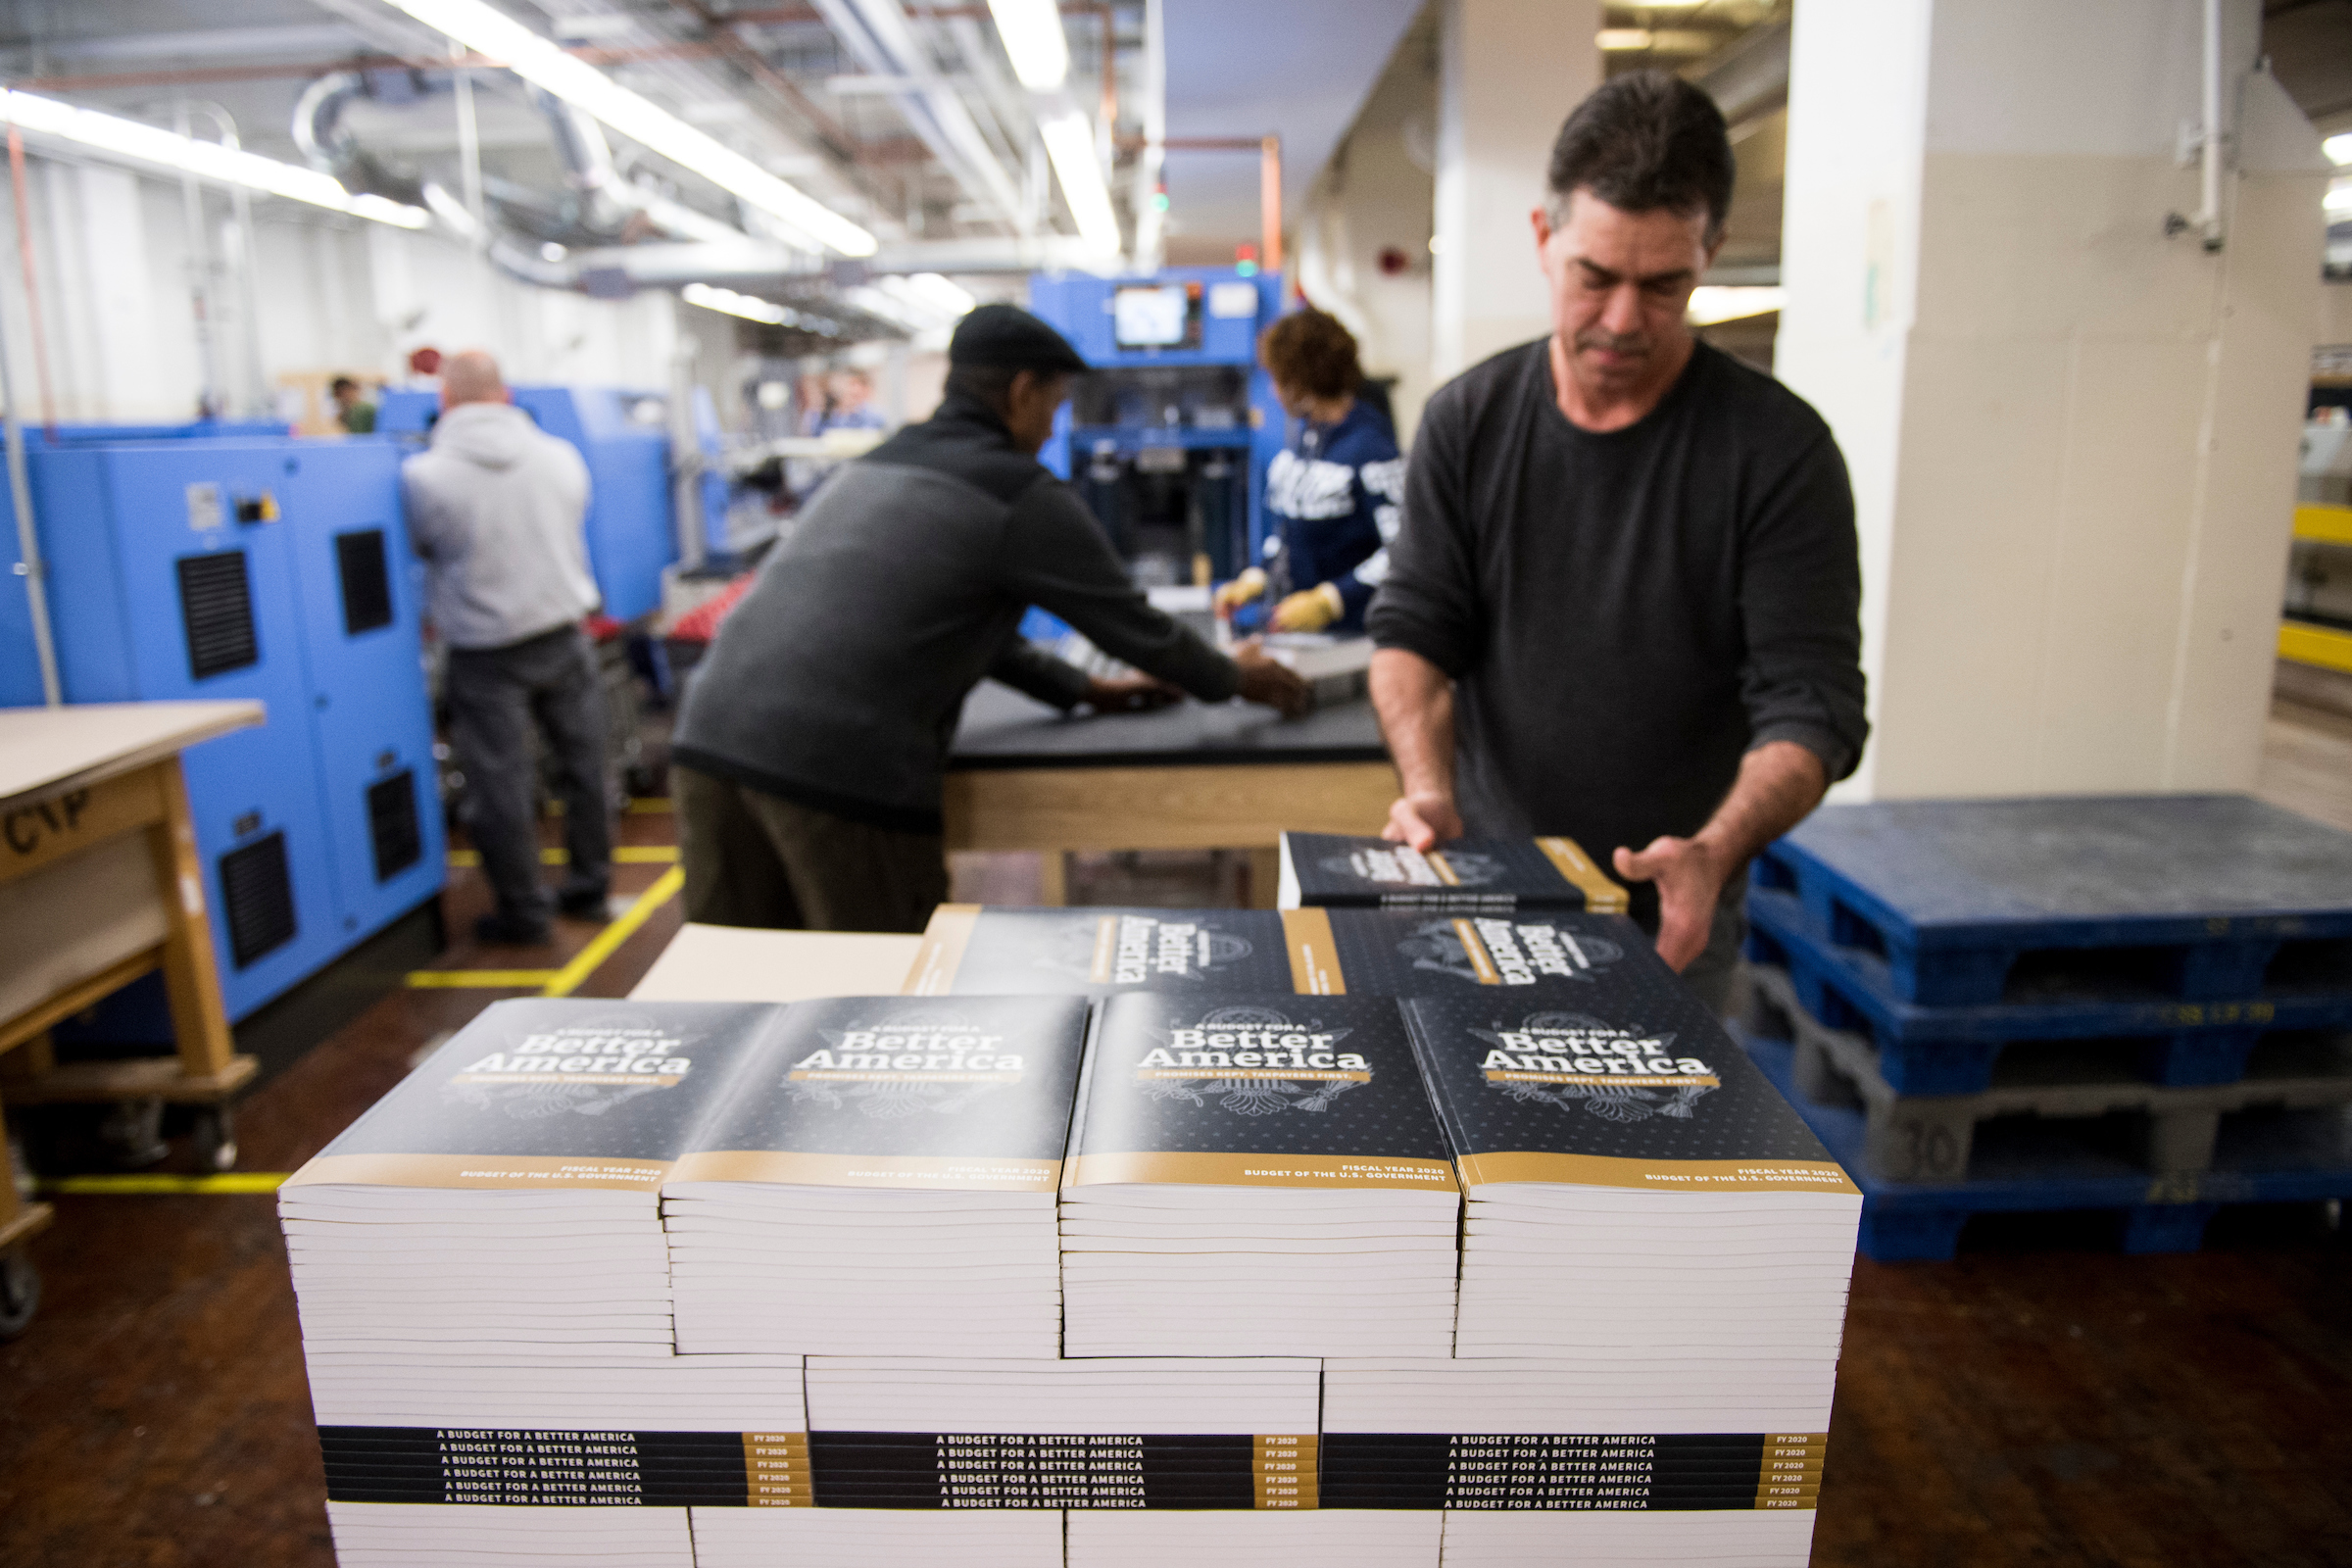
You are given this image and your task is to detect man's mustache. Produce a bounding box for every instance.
[1575,328,1649,358]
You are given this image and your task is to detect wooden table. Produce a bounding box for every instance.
[0,700,263,1334]
[945,681,1396,905]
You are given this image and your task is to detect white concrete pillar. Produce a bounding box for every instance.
[1431,0,1601,379]
[1777,0,2330,800]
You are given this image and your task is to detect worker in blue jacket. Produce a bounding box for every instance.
[1214,308,1405,634]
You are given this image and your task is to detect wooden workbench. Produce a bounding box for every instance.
[945,680,1396,904]
[0,700,263,1333]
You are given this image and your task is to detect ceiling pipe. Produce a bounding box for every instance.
[1690,18,1788,132]
[808,0,1026,226]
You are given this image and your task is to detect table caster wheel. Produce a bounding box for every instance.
[190,1106,237,1174]
[99,1098,169,1169]
[0,1250,39,1340]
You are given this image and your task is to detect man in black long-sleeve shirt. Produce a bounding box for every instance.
[1366,72,1867,1010]
[673,306,1307,932]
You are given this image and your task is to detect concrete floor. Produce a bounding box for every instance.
[1,700,2347,1566]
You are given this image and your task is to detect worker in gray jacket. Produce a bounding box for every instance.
[671,305,1310,933]
[403,349,612,947]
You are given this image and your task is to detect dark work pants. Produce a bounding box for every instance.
[445,625,612,920]
[673,764,947,934]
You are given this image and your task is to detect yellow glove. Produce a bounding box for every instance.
[1271,581,1345,632]
[1213,567,1268,617]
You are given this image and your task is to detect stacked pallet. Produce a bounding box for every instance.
[1741,795,2352,1260]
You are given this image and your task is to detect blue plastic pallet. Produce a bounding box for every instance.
[1745,887,2352,1093]
[1744,1031,2352,1261]
[1759,796,2352,1007]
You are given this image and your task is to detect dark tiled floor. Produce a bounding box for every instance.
[3,712,2351,1566]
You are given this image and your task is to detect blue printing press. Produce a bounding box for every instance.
[0,425,445,1028]
[1027,268,1288,589]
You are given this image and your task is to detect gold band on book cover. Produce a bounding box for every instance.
[1281,907,1346,995]
[902,904,979,995]
[1067,1151,1458,1193]
[1755,1434,1827,1509]
[668,1150,1062,1193]
[1535,836,1629,912]
[1458,1151,1861,1196]
[1254,1434,1319,1509]
[743,1433,813,1506]
[281,1152,672,1191]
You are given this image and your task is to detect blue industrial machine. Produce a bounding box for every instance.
[379,384,727,623]
[0,433,445,1022]
[1027,268,1288,585]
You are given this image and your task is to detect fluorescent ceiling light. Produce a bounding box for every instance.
[682,281,788,323]
[1687,285,1784,325]
[2326,180,2352,218]
[1039,110,1119,255]
[1598,26,1717,52]
[379,0,876,257]
[2326,132,2351,166]
[986,0,1071,90]
[0,88,427,227]
[901,270,976,318]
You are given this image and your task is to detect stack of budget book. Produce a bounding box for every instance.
[1057,993,1462,1357]
[1277,830,1629,913]
[662,995,1090,1357]
[285,899,1856,1568]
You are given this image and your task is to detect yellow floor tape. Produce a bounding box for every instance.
[41,1172,289,1195]
[404,969,562,988]
[446,846,678,868]
[542,866,684,998]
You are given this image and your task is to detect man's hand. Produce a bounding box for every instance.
[1612,835,1730,972]
[1213,567,1269,619]
[1383,792,1463,852]
[1083,674,1182,713]
[1231,638,1312,718]
[1271,582,1344,633]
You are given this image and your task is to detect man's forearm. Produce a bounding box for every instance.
[1371,647,1455,801]
[1691,740,1829,868]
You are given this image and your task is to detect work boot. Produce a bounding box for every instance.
[474,909,554,946]
[556,884,612,919]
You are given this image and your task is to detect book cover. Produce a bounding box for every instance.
[666,996,1091,1195]
[283,1000,781,1195]
[1279,832,1627,913]
[1063,993,1457,1196]
[1400,960,1857,1197]
[903,906,1297,996]
[1288,907,1647,998]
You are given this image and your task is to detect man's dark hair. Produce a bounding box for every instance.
[942,361,1023,410]
[1545,70,1734,242]
[330,375,359,397]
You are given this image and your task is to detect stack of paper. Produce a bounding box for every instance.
[312,1348,807,1566]
[280,999,778,1367]
[1065,1508,1442,1568]
[1401,973,1861,1408]
[690,1506,1064,1568]
[904,905,1297,994]
[805,1354,1319,1512]
[1059,994,1460,1357]
[662,995,1090,1355]
[1321,1357,1826,1567]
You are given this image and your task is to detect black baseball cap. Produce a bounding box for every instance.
[949,303,1089,374]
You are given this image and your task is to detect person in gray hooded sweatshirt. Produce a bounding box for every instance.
[404,349,610,946]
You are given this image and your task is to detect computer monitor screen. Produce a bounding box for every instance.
[1112,284,1192,348]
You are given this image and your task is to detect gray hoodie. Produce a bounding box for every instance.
[402,401,598,650]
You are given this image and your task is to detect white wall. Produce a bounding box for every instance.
[1431,0,1601,379]
[1779,0,2328,802]
[0,149,694,427]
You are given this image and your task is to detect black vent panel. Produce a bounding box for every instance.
[176,551,258,680]
[336,528,393,635]
[368,769,422,883]
[220,831,297,968]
